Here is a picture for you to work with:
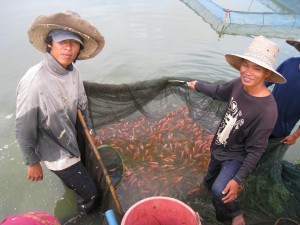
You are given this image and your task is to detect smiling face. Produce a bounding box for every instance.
[239,59,271,88]
[48,39,81,69]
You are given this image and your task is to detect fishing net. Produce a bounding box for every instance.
[181,0,300,39]
[72,77,300,225]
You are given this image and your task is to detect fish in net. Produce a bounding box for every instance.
[70,77,300,225]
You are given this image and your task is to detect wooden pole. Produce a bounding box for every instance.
[77,108,124,215]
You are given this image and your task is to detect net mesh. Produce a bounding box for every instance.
[180,0,300,39]
[78,77,300,225]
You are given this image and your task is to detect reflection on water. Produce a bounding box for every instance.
[0,0,299,222]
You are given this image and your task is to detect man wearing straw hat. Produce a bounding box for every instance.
[188,36,286,224]
[266,39,300,145]
[15,10,105,213]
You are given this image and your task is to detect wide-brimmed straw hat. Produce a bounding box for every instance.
[28,10,105,60]
[225,35,286,84]
[286,39,300,52]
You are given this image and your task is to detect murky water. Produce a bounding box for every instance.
[0,0,299,222]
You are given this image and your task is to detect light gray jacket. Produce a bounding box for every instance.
[15,53,92,165]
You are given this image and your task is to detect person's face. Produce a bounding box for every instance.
[48,40,81,69]
[239,59,271,87]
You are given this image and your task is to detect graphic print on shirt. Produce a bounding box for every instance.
[215,97,244,146]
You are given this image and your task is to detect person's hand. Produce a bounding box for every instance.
[222,179,239,204]
[281,134,298,145]
[187,81,197,90]
[27,163,43,181]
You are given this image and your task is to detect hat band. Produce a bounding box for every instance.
[243,52,274,68]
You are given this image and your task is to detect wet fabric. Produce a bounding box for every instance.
[76,77,300,225]
[51,161,100,213]
[15,53,92,165]
[204,156,242,221]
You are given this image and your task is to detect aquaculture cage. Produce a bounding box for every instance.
[69,78,300,225]
[181,0,300,39]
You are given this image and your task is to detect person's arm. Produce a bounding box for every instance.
[15,108,41,166]
[222,79,278,203]
[187,78,236,102]
[15,77,43,181]
[221,129,270,204]
[15,78,41,166]
[281,127,300,145]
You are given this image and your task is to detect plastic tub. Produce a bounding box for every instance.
[121,196,201,225]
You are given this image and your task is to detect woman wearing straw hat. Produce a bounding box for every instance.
[266,39,300,145]
[187,36,286,225]
[15,10,105,213]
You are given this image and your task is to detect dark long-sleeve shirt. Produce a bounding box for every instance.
[15,53,92,165]
[195,78,277,183]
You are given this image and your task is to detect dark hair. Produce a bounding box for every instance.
[44,36,84,63]
[45,36,53,53]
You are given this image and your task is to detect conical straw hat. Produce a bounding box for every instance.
[28,10,105,60]
[225,36,286,84]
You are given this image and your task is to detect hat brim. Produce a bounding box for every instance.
[225,54,286,84]
[286,40,300,52]
[28,12,105,60]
